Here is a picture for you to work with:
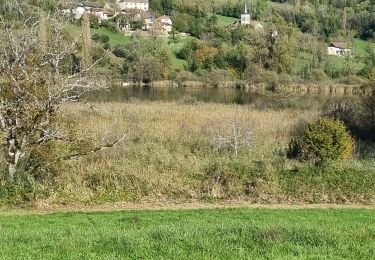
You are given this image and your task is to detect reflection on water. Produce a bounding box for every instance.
[87,85,358,109]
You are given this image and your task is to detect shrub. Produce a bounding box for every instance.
[174,70,198,84]
[113,45,127,58]
[92,33,101,42]
[101,35,110,44]
[306,69,329,82]
[101,20,118,32]
[288,118,354,162]
[207,69,233,87]
[92,34,110,44]
[339,75,366,85]
[86,14,99,29]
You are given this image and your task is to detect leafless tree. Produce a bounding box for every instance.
[0,5,124,180]
[212,120,252,156]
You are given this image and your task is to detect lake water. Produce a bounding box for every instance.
[88,85,357,109]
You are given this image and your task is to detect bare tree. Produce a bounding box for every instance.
[0,6,123,180]
[212,120,252,157]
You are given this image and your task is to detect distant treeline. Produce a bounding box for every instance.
[151,0,375,40]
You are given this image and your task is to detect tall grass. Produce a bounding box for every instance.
[1,101,374,206]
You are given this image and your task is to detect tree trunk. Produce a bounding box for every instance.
[81,12,92,70]
[6,139,22,180]
[8,163,17,180]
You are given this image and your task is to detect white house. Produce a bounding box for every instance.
[69,2,104,19]
[327,42,351,57]
[156,15,173,33]
[90,8,116,21]
[70,4,86,19]
[66,2,117,22]
[116,0,149,12]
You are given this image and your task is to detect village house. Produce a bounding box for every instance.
[327,42,352,57]
[89,8,116,21]
[70,1,104,19]
[116,0,149,12]
[64,1,171,36]
[116,11,143,32]
[156,15,173,33]
[64,1,117,22]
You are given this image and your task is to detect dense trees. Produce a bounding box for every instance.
[120,36,172,83]
[148,0,372,84]
[209,0,375,40]
[173,14,298,81]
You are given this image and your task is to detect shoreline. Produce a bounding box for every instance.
[121,81,370,96]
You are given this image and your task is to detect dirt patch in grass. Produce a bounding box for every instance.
[2,200,375,215]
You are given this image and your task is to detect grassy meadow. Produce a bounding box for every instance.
[216,14,240,26]
[2,100,373,206]
[1,208,375,259]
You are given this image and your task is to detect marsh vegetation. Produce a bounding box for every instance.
[0,0,375,207]
[1,99,374,206]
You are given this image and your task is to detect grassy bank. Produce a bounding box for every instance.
[1,208,375,259]
[1,101,374,206]
[216,14,240,26]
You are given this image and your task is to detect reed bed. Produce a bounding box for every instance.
[6,101,375,206]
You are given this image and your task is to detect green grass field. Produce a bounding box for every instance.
[353,38,374,56]
[67,24,130,46]
[1,208,375,259]
[169,36,194,70]
[216,14,240,26]
[92,28,130,45]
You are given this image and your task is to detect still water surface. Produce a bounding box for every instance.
[88,85,356,108]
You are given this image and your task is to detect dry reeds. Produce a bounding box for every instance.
[47,101,321,204]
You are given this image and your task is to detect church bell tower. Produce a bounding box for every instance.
[241,1,251,25]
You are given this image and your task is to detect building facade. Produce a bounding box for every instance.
[116,0,149,12]
[327,42,351,57]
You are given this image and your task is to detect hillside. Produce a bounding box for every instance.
[69,20,374,85]
[48,0,375,86]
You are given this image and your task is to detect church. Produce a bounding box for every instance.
[241,1,251,25]
[240,0,263,29]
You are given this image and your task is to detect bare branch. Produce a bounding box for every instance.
[61,133,127,161]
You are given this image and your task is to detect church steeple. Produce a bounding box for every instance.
[241,0,251,25]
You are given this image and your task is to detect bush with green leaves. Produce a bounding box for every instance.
[288,118,354,162]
